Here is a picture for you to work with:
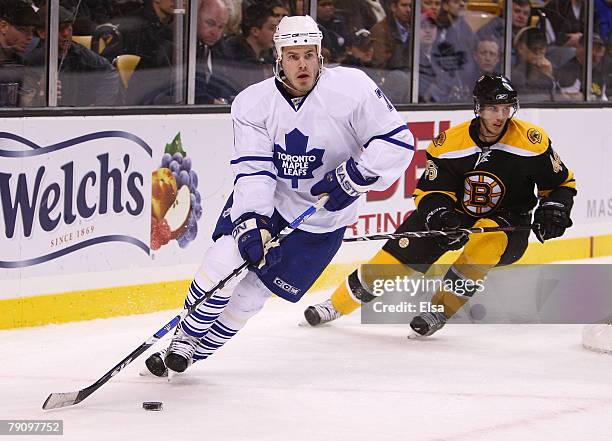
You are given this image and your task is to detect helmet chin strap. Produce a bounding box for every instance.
[273,55,324,95]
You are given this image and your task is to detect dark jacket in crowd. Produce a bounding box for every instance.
[194,42,237,104]
[214,35,274,93]
[25,41,123,106]
[370,16,412,70]
[544,0,591,46]
[511,59,558,100]
[556,56,607,99]
[432,15,477,75]
[119,0,173,70]
[318,17,348,62]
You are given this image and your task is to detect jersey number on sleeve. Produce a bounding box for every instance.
[375,88,395,112]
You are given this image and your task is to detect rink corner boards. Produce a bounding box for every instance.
[2,233,612,330]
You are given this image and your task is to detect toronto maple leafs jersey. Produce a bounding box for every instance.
[229,66,415,233]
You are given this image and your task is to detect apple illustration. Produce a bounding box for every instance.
[164,185,192,240]
[151,168,177,220]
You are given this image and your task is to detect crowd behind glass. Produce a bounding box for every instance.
[0,0,610,107]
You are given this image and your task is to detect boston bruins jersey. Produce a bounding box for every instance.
[414,118,576,217]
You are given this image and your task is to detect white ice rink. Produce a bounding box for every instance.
[2,264,612,441]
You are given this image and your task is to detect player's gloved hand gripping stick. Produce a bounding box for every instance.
[42,196,329,410]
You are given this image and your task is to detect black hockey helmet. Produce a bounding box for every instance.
[473,74,519,115]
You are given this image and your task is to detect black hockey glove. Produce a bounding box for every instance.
[533,200,573,243]
[424,206,469,251]
[232,213,282,273]
[311,158,378,212]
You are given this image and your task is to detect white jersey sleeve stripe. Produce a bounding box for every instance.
[233,170,277,184]
[364,126,414,150]
[230,155,274,165]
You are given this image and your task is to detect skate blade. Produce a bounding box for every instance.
[297,318,313,327]
[139,367,168,378]
[407,330,425,340]
[167,369,187,382]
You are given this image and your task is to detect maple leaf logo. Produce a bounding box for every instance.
[273,128,324,188]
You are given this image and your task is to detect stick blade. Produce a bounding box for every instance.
[43,391,81,410]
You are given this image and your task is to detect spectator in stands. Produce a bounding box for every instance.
[333,0,379,34]
[478,0,555,52]
[343,28,375,67]
[272,2,289,18]
[595,0,611,42]
[0,0,39,106]
[287,0,306,15]
[470,36,501,77]
[478,0,530,43]
[556,33,607,100]
[419,9,444,102]
[342,26,411,103]
[317,0,348,62]
[215,3,278,92]
[439,36,501,101]
[432,35,502,103]
[24,5,123,106]
[512,26,559,100]
[370,0,412,70]
[432,0,477,94]
[422,0,442,18]
[0,0,38,64]
[195,0,236,104]
[121,0,182,104]
[122,0,175,70]
[32,0,112,36]
[544,0,588,48]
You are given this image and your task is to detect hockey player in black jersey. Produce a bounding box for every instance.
[304,74,577,337]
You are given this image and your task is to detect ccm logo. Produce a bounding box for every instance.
[273,277,301,295]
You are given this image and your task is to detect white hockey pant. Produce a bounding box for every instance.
[178,235,273,362]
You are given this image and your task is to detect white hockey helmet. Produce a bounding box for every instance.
[273,15,323,61]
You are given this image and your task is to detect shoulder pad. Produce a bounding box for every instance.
[500,119,550,155]
[427,121,477,159]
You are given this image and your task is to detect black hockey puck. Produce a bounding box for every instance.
[142,401,163,411]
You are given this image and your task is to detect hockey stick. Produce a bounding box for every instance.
[42,196,329,410]
[342,224,535,242]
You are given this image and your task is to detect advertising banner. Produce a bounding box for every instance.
[1,108,611,303]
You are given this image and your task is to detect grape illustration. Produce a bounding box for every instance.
[172,152,183,164]
[189,170,198,189]
[153,133,203,250]
[178,170,190,188]
[161,153,172,168]
[169,160,181,174]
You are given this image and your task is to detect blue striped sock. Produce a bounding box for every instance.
[193,320,240,361]
[181,279,231,338]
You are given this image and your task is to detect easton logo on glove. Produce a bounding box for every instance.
[311,158,378,211]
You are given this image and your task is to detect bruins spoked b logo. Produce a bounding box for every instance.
[462,171,506,216]
[527,128,542,144]
[433,132,446,147]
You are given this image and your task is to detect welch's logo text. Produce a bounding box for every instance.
[0,131,152,268]
[1,153,144,237]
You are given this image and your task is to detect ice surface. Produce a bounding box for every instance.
[2,259,612,441]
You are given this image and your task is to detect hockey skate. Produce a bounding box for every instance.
[142,348,169,377]
[164,327,200,373]
[407,311,447,339]
[303,299,342,326]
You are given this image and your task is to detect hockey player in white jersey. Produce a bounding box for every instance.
[144,15,415,376]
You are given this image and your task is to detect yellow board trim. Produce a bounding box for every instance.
[2,234,612,329]
[0,281,189,329]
